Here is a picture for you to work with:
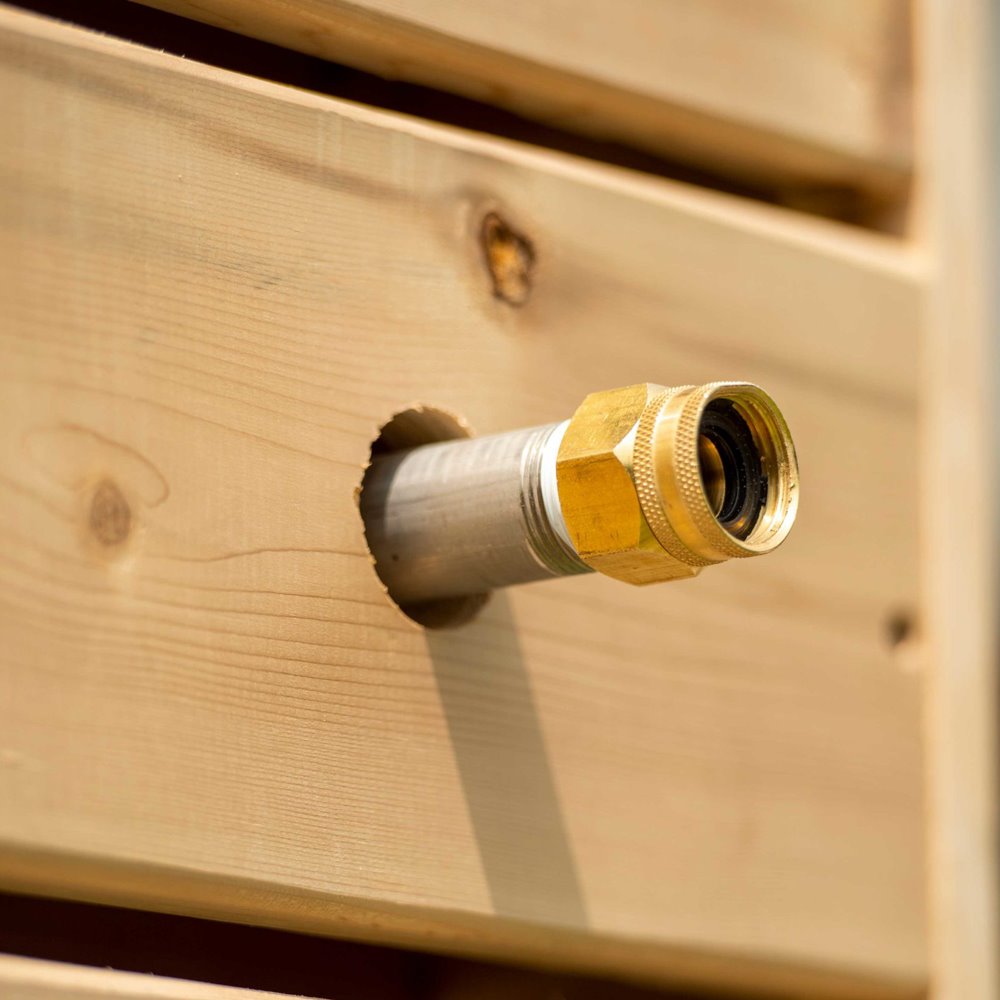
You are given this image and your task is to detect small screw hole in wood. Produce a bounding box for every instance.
[885,610,915,649]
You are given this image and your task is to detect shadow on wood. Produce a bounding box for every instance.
[424,593,587,927]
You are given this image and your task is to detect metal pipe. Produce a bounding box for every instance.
[360,381,799,610]
[360,422,590,605]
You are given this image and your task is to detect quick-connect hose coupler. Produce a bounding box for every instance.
[360,382,799,612]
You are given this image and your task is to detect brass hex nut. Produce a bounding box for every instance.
[555,383,701,585]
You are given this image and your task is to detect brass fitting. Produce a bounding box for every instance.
[555,382,799,584]
[361,379,799,623]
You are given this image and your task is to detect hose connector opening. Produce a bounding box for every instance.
[652,382,799,563]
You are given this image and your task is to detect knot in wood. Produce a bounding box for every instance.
[88,478,132,547]
[480,212,535,306]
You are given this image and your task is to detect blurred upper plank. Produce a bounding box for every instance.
[132,0,913,201]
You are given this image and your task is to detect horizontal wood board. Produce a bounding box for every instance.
[132,0,913,199]
[0,7,925,997]
[0,956,318,1000]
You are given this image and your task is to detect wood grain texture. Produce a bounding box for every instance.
[132,0,913,200]
[0,7,925,997]
[919,0,1000,997]
[0,955,317,1000]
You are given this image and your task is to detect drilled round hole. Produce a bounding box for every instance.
[359,405,489,629]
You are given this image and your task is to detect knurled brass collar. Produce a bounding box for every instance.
[651,382,798,562]
[633,386,715,569]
